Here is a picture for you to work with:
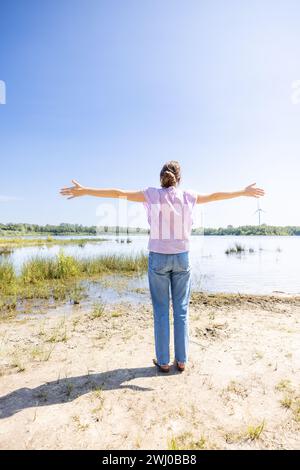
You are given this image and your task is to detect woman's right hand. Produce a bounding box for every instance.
[60,180,86,199]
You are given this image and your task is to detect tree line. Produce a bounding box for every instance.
[1,223,300,236]
[193,224,300,236]
[0,223,149,235]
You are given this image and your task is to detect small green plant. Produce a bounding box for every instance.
[168,432,207,450]
[92,385,103,397]
[91,387,105,417]
[90,301,105,319]
[69,285,85,304]
[30,344,55,362]
[280,395,293,409]
[294,402,300,422]
[72,415,89,431]
[46,319,68,343]
[72,316,81,331]
[252,350,264,360]
[226,380,248,398]
[208,311,215,321]
[275,379,300,422]
[246,420,265,440]
[275,379,293,393]
[30,346,44,361]
[224,431,242,444]
[111,311,122,318]
[10,355,25,372]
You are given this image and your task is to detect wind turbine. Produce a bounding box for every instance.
[254,200,266,226]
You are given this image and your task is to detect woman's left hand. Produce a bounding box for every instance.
[243,183,265,198]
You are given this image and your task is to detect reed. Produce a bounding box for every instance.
[0,260,16,284]
[225,243,246,255]
[20,251,147,282]
[0,237,107,250]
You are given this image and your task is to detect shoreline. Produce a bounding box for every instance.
[1,287,300,322]
[0,293,299,449]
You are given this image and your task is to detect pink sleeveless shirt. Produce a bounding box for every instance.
[143,186,198,254]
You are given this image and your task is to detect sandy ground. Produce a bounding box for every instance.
[0,293,300,450]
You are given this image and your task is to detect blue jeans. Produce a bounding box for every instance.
[148,251,191,366]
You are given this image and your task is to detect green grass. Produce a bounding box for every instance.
[79,252,148,275]
[30,344,55,362]
[276,379,300,422]
[90,301,105,319]
[0,237,107,249]
[246,421,265,440]
[280,395,293,409]
[21,252,81,282]
[46,319,68,343]
[168,432,207,450]
[225,380,248,398]
[20,251,147,282]
[0,260,16,283]
[69,285,86,304]
[10,355,26,372]
[0,251,147,314]
[275,379,294,393]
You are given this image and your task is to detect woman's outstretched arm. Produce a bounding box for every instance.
[196,183,265,204]
[60,180,145,202]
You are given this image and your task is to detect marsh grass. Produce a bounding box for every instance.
[69,285,85,304]
[2,251,147,284]
[0,261,16,283]
[21,252,80,282]
[225,243,246,255]
[79,252,148,275]
[0,237,107,249]
[0,247,14,255]
[0,251,147,313]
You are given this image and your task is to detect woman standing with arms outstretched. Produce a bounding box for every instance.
[60,161,265,373]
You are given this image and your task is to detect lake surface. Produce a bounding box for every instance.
[2,235,300,295]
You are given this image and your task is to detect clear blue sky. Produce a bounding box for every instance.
[1,0,299,228]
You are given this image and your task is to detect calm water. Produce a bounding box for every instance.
[2,235,300,295]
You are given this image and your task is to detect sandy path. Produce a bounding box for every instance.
[0,295,299,450]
